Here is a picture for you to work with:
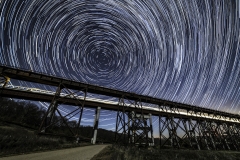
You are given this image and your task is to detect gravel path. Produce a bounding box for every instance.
[0,145,109,160]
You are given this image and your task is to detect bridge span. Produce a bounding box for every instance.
[1,65,240,150]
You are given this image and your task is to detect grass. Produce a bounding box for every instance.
[91,145,240,160]
[0,122,89,157]
[91,146,116,160]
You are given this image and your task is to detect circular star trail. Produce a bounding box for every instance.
[0,0,240,114]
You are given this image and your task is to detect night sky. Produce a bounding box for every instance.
[0,0,240,131]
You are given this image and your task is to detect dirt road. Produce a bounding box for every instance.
[0,145,108,160]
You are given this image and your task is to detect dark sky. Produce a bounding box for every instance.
[0,0,240,130]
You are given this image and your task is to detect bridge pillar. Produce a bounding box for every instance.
[128,112,153,146]
[115,98,153,147]
[115,98,128,145]
[199,121,209,150]
[225,124,240,150]
[217,122,230,150]
[46,85,62,127]
[129,111,135,144]
[158,115,162,148]
[168,117,180,148]
[39,84,63,133]
[209,122,216,150]
[149,113,154,146]
[92,107,101,144]
[189,119,201,150]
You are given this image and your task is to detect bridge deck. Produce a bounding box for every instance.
[0,85,239,124]
[1,65,240,123]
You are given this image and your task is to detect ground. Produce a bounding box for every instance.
[0,145,108,160]
[91,145,240,160]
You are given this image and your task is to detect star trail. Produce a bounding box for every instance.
[0,0,240,129]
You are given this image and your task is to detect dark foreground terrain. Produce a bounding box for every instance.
[2,122,240,160]
[0,145,108,160]
[91,145,240,160]
[0,122,87,157]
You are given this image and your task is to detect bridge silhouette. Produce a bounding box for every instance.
[1,65,240,150]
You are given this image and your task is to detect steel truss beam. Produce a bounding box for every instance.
[115,97,154,147]
[1,65,240,121]
[158,108,240,150]
[1,65,240,150]
[38,83,87,140]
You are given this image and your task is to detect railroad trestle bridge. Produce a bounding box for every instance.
[1,65,240,150]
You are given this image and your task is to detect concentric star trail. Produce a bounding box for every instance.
[0,0,240,117]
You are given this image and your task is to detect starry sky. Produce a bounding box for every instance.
[0,0,240,131]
